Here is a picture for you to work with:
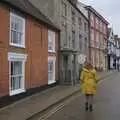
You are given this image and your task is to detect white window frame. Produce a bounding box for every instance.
[48,30,55,53]
[48,56,56,85]
[8,52,27,96]
[10,12,25,48]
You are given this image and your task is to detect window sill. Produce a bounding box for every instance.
[48,80,56,85]
[10,43,25,48]
[10,89,25,96]
[48,50,56,53]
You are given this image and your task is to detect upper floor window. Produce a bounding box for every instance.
[90,14,94,26]
[100,21,103,32]
[96,18,99,29]
[72,10,75,24]
[79,34,82,51]
[48,30,55,52]
[62,2,67,17]
[91,29,94,41]
[100,34,103,46]
[96,32,99,43]
[84,23,87,32]
[10,12,25,48]
[84,37,88,50]
[78,17,82,29]
[62,25,67,46]
[103,25,106,34]
[72,31,75,49]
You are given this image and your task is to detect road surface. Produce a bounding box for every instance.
[47,72,120,120]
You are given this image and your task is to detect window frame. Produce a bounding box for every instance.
[8,52,27,96]
[10,12,25,48]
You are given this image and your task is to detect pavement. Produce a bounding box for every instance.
[46,72,120,120]
[0,70,116,120]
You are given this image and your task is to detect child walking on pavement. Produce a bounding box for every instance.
[80,62,100,112]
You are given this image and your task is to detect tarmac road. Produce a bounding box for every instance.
[46,72,120,120]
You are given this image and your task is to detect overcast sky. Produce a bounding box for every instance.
[79,0,120,36]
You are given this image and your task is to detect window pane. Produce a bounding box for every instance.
[18,32,22,45]
[48,60,54,80]
[48,31,55,51]
[17,19,23,32]
[78,17,82,29]
[11,61,22,90]
[72,10,75,24]
[72,31,75,49]
[11,21,15,30]
[62,2,67,16]
[10,13,24,46]
[11,76,22,90]
[48,33,53,50]
[11,62,13,76]
[11,30,17,44]
[79,34,82,51]
[11,77,15,90]
[48,61,53,72]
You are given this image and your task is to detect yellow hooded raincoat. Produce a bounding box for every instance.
[80,68,100,95]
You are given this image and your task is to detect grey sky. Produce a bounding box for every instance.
[79,0,120,35]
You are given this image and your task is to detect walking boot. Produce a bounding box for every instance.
[89,104,93,112]
[85,103,89,111]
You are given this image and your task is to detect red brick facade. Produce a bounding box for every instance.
[0,4,59,97]
[89,11,108,71]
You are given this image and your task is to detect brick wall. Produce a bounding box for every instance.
[0,4,59,97]
[0,4,9,97]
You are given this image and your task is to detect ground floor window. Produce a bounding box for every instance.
[11,61,23,91]
[48,56,56,84]
[8,52,27,96]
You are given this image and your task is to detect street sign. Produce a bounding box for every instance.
[78,54,86,64]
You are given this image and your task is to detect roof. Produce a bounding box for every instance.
[77,1,88,19]
[67,0,88,21]
[0,0,59,30]
[85,6,109,25]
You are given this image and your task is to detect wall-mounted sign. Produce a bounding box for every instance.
[78,54,86,64]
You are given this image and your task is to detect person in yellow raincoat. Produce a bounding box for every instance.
[80,62,100,112]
